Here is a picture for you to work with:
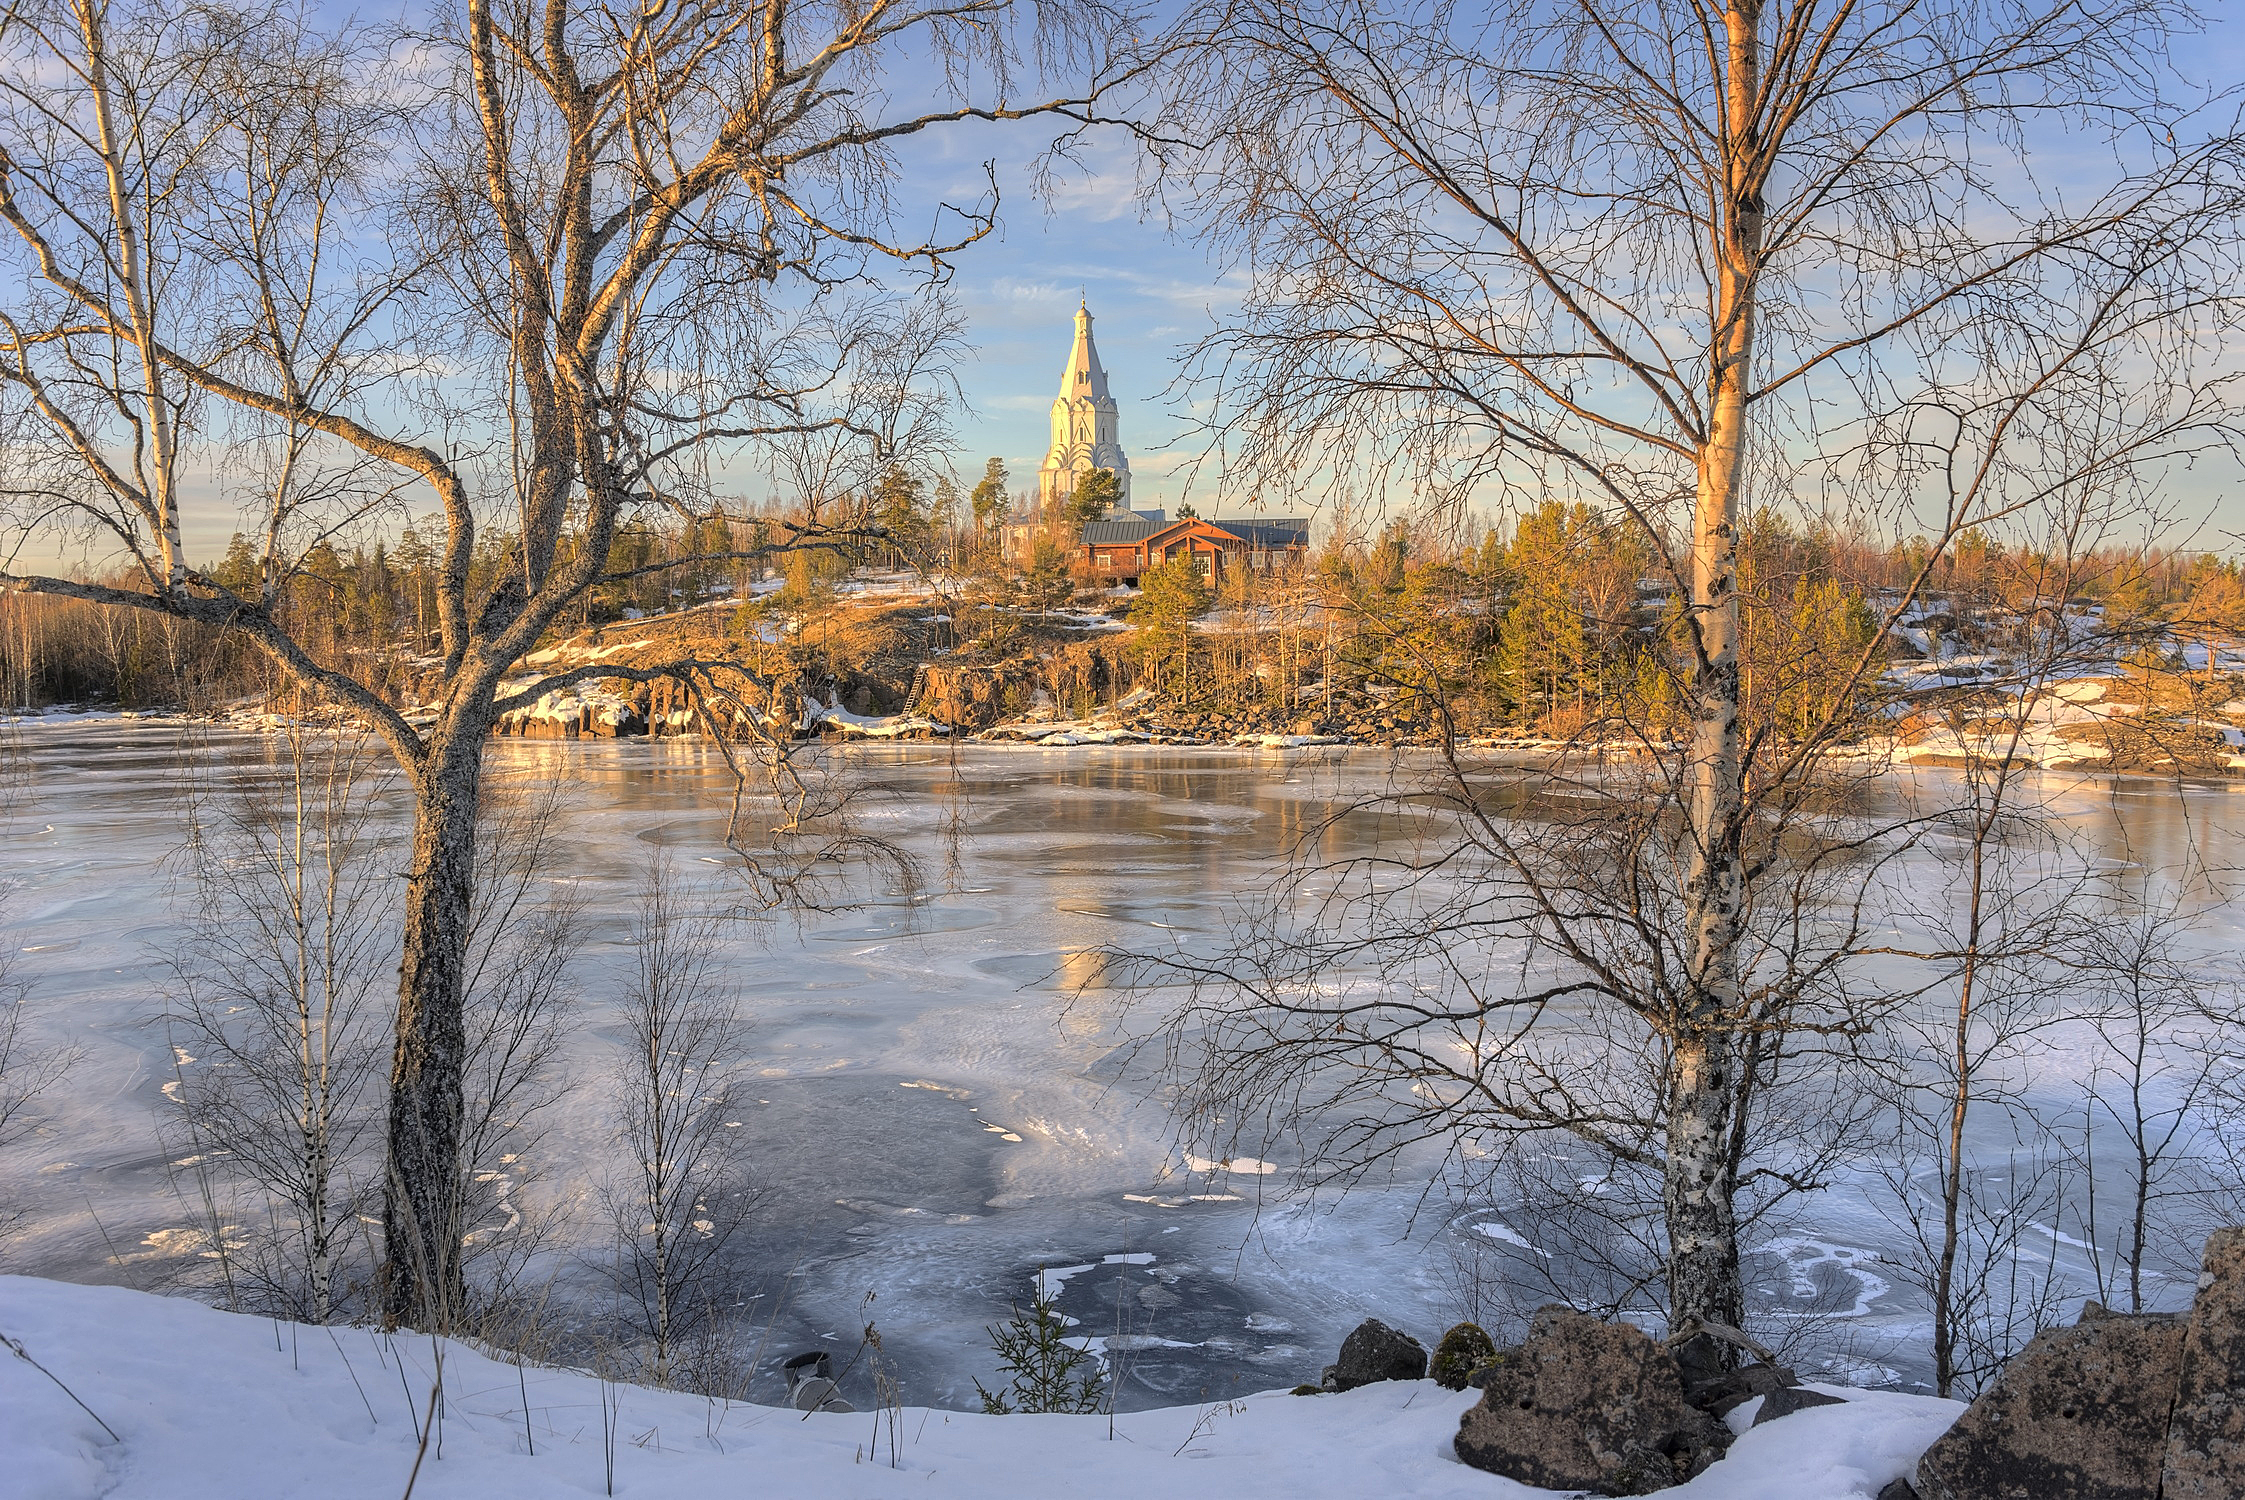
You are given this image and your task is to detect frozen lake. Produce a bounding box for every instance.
[3,722,2241,1407]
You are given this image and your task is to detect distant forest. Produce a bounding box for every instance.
[7,491,2239,748]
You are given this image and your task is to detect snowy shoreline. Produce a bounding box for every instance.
[9,703,2240,784]
[1,1275,1963,1500]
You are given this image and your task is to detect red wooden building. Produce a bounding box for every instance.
[1079,515,1311,586]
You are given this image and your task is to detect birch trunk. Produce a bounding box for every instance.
[1666,0,1764,1348]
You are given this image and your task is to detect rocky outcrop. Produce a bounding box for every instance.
[1911,1303,2185,1500]
[492,685,647,739]
[1324,1318,1427,1391]
[906,662,1027,730]
[2163,1226,2245,1499]
[1453,1306,1728,1497]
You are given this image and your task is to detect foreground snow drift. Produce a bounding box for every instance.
[0,1277,1960,1500]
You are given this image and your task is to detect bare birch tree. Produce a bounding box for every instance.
[163,724,396,1321]
[2065,868,2238,1317]
[453,776,582,1317]
[598,855,759,1389]
[0,0,1139,1326]
[163,732,582,1322]
[1864,763,2090,1397]
[1137,0,2245,1353]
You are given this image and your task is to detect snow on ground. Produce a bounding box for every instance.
[803,696,952,739]
[0,1276,1962,1500]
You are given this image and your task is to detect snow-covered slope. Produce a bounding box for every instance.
[0,1276,1961,1500]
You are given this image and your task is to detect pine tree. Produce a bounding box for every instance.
[1130,554,1212,700]
[872,465,930,567]
[974,1277,1107,1415]
[1021,539,1075,615]
[930,475,961,562]
[1068,468,1124,527]
[969,458,1010,555]
[211,534,261,597]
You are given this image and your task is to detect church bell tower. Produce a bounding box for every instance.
[1037,301,1132,517]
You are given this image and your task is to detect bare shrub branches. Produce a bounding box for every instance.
[160,735,581,1324]
[597,855,762,1389]
[161,726,398,1321]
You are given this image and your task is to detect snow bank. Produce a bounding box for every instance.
[978,719,1151,745]
[0,1276,1961,1500]
[803,696,951,739]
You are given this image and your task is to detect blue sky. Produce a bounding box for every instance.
[896,115,1235,520]
[16,5,2245,573]
[892,10,2245,550]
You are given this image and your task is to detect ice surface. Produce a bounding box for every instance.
[2,727,2241,1411]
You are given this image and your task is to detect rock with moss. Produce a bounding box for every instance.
[1430,1322,1500,1391]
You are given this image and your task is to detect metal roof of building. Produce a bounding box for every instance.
[1080,518,1168,544]
[1211,519,1311,547]
[1082,516,1311,547]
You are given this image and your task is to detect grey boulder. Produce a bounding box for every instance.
[1912,1302,2184,1500]
[2163,1225,2245,1500]
[1686,1360,1796,1418]
[1752,1385,1846,1426]
[782,1349,857,1414]
[1453,1305,1728,1496]
[1328,1318,1428,1391]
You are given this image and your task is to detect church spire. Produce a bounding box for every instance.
[1058,300,1111,403]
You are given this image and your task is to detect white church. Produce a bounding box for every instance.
[1035,300,1157,520]
[1003,300,1309,583]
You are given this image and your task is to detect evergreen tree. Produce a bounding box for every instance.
[974,1277,1107,1416]
[1495,502,1593,726]
[1067,467,1124,526]
[969,457,1010,554]
[2184,555,2245,681]
[872,465,930,567]
[1130,554,1212,698]
[211,534,261,597]
[1769,577,1878,740]
[1020,539,1075,615]
[1367,519,1408,592]
[392,524,436,648]
[930,475,961,562]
